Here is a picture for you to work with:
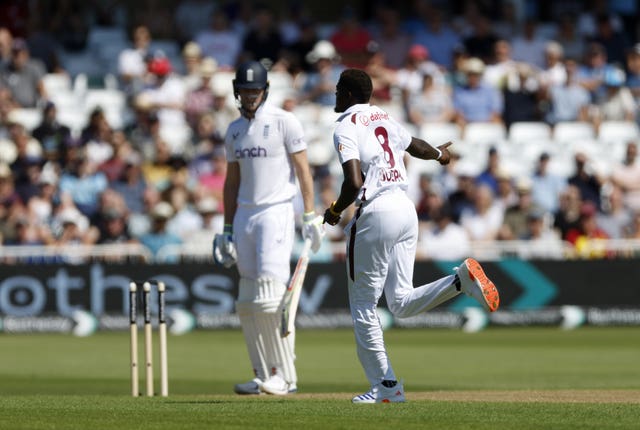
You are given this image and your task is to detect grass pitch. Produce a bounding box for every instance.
[1,327,639,429]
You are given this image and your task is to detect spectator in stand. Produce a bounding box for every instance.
[538,41,567,89]
[597,183,633,239]
[448,163,477,223]
[494,169,518,210]
[98,130,134,183]
[134,55,188,154]
[13,155,43,204]
[110,151,148,215]
[396,44,447,120]
[184,57,218,131]
[417,203,471,261]
[407,71,454,127]
[510,18,549,69]
[482,39,518,90]
[51,203,99,254]
[195,9,241,70]
[462,15,499,65]
[591,67,636,128]
[543,58,592,125]
[27,167,57,228]
[363,41,395,106]
[330,5,372,69]
[624,211,640,241]
[58,155,108,219]
[415,178,444,222]
[84,113,114,166]
[239,4,283,65]
[501,62,543,127]
[369,6,411,70]
[554,14,585,62]
[493,0,523,40]
[610,141,640,212]
[411,7,461,69]
[497,177,540,240]
[210,83,239,135]
[181,41,204,91]
[196,145,227,211]
[8,122,43,180]
[452,57,504,128]
[475,147,502,195]
[553,184,583,241]
[530,152,567,214]
[0,37,46,108]
[459,182,504,242]
[118,25,152,97]
[283,17,319,75]
[576,42,618,103]
[141,139,176,192]
[625,44,640,119]
[80,107,108,145]
[299,40,343,107]
[0,27,13,69]
[165,184,202,240]
[568,152,602,208]
[32,101,71,164]
[519,207,566,259]
[565,201,610,258]
[139,201,182,260]
[588,13,630,67]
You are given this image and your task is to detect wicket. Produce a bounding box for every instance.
[129,280,168,397]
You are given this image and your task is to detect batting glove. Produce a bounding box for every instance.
[302,211,324,253]
[213,224,237,268]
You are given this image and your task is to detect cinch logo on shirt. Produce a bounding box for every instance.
[235,146,267,158]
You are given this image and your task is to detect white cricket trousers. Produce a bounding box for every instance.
[234,201,295,284]
[346,191,460,387]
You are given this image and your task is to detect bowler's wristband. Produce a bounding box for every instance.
[434,147,443,160]
[329,201,342,216]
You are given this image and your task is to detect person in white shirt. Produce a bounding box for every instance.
[323,69,500,404]
[213,61,324,396]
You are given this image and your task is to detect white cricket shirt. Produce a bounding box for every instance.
[225,103,307,207]
[333,103,412,205]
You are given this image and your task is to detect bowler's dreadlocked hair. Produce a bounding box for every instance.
[338,69,373,103]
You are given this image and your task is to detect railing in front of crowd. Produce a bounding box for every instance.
[3,239,639,264]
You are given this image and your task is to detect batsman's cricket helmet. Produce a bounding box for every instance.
[233,61,269,92]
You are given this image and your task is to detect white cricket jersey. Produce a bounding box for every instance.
[334,103,412,205]
[225,103,307,207]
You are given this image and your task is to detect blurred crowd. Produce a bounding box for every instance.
[1,0,640,261]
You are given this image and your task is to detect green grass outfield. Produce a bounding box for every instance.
[1,327,639,429]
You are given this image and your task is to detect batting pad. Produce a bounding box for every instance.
[237,278,268,381]
[255,277,297,385]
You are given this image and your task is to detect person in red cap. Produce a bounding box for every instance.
[396,43,446,117]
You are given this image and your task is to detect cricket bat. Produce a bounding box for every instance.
[281,238,312,337]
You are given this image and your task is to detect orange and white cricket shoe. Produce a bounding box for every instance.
[352,381,405,404]
[457,258,500,312]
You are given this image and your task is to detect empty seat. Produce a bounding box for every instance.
[42,73,72,96]
[463,122,507,145]
[420,123,461,145]
[597,120,640,144]
[553,121,595,144]
[508,121,552,145]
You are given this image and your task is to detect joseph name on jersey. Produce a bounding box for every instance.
[225,103,307,207]
[334,103,412,205]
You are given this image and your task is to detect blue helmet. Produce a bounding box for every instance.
[233,61,269,92]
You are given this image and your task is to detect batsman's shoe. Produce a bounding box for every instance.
[234,378,263,395]
[260,374,297,395]
[352,381,405,404]
[457,258,500,312]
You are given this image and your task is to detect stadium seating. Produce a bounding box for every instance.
[419,123,462,146]
[553,121,595,145]
[508,121,552,145]
[463,122,507,145]
[597,120,640,145]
